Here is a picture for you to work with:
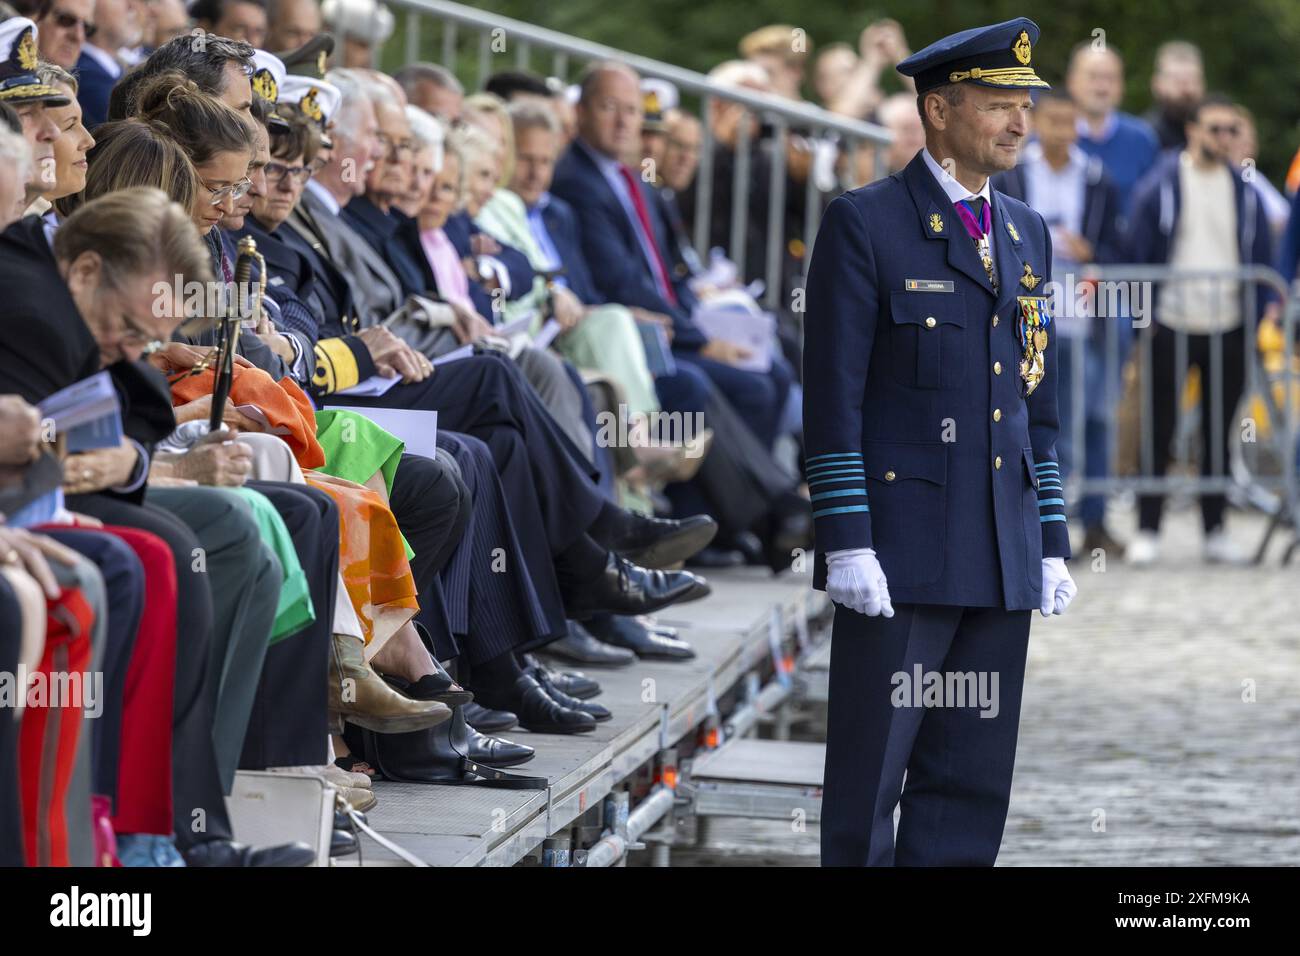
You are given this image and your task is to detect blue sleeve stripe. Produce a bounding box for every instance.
[810,487,868,502]
[807,452,864,465]
[808,468,866,482]
[1037,498,1066,507]
[1037,479,1063,487]
[813,504,871,518]
[1034,463,1061,472]
[807,461,866,473]
[1039,514,1068,523]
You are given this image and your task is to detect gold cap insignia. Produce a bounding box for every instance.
[929,213,944,233]
[299,88,323,123]
[1020,262,1041,290]
[251,68,278,103]
[317,50,328,78]
[15,26,38,72]
[1012,30,1032,66]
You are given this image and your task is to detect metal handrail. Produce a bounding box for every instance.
[383,0,893,310]
[1043,262,1298,556]
[384,0,892,143]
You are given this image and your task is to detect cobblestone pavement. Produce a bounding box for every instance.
[672,505,1300,867]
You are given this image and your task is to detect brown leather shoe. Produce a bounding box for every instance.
[329,634,452,734]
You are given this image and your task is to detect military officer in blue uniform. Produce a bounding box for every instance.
[803,17,1079,866]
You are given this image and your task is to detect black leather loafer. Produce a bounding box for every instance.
[541,620,637,667]
[565,553,710,620]
[476,674,596,735]
[610,513,718,568]
[330,829,358,857]
[466,726,536,767]
[586,614,696,661]
[463,701,518,733]
[528,666,612,721]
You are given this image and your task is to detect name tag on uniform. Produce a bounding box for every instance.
[904,279,955,292]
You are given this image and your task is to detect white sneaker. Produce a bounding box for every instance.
[1126,531,1160,567]
[1204,528,1248,565]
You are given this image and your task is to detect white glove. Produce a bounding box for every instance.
[826,548,894,617]
[1039,557,1077,617]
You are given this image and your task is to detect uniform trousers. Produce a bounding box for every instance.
[821,602,1031,867]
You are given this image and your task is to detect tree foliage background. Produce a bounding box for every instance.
[387,0,1300,181]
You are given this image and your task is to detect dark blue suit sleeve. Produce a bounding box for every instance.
[1123,173,1161,263]
[802,194,876,552]
[1278,189,1300,286]
[568,187,706,350]
[1026,212,1070,559]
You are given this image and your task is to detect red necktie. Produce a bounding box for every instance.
[616,164,679,306]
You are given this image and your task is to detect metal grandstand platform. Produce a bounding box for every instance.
[336,567,829,866]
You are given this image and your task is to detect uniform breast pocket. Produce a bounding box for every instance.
[887,291,967,390]
[862,439,948,586]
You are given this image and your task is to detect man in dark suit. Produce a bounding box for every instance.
[804,18,1078,866]
[550,60,794,452]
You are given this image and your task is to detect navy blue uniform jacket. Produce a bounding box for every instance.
[802,151,1070,611]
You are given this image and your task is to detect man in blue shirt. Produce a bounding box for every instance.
[1067,42,1159,217]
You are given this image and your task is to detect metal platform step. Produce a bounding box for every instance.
[689,738,824,822]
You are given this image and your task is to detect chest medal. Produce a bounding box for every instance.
[1016,295,1051,396]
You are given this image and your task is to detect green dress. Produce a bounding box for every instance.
[229,487,315,643]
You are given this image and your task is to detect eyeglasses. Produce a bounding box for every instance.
[265,161,313,186]
[116,313,163,355]
[49,10,97,39]
[204,178,253,205]
[376,133,415,157]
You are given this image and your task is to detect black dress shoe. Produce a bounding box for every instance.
[635,615,678,639]
[548,670,600,700]
[404,673,474,707]
[330,829,358,857]
[528,666,612,721]
[521,654,601,699]
[565,553,711,620]
[184,838,316,867]
[605,513,718,568]
[334,807,367,829]
[541,620,637,667]
[586,614,696,661]
[463,701,518,733]
[686,546,746,568]
[477,674,596,734]
[466,726,536,767]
